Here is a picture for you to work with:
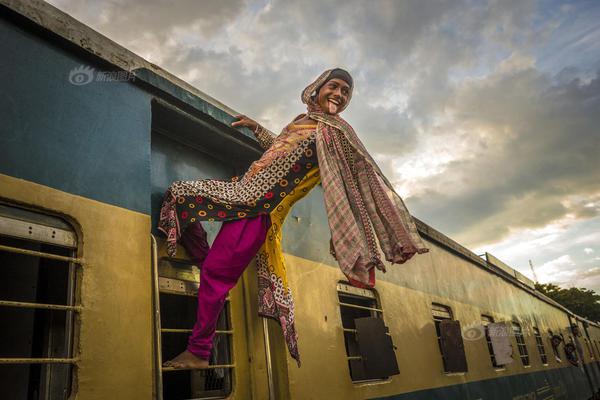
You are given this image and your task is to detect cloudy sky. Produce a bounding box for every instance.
[48,0,600,290]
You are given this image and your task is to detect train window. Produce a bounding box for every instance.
[584,338,593,360]
[156,256,233,399]
[337,282,398,382]
[432,303,467,373]
[512,322,530,366]
[0,204,79,399]
[481,315,501,368]
[533,327,548,365]
[548,330,562,363]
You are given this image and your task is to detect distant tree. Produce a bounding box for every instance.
[536,283,600,322]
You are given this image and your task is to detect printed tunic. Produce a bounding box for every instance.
[173,124,318,224]
[160,122,320,365]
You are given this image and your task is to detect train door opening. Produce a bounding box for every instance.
[0,203,79,400]
[150,99,266,399]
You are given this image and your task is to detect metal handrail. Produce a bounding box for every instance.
[162,364,235,372]
[0,244,84,265]
[0,300,81,311]
[342,328,390,336]
[151,234,163,400]
[0,357,79,364]
[338,302,382,313]
[161,328,233,334]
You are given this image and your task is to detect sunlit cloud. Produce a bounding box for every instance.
[47,0,600,290]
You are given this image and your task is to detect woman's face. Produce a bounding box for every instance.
[316,78,351,115]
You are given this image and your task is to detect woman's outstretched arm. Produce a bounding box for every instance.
[231,115,277,150]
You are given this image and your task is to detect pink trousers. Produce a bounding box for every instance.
[181,215,271,360]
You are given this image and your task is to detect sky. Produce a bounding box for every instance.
[47,0,600,290]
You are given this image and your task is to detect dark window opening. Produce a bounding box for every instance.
[337,282,397,382]
[0,205,78,399]
[481,315,501,368]
[512,322,530,366]
[158,258,232,400]
[548,329,562,363]
[584,338,593,360]
[533,327,548,365]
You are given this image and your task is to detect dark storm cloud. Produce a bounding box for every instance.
[407,66,600,246]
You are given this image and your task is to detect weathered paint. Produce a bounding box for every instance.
[0,173,154,399]
[272,252,596,399]
[0,16,152,214]
[2,1,600,399]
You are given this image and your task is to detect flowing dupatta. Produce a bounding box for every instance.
[304,70,429,287]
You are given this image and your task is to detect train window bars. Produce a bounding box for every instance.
[533,327,548,365]
[432,303,468,373]
[481,315,502,368]
[0,204,79,399]
[511,322,530,366]
[584,338,593,360]
[154,254,233,400]
[337,282,399,382]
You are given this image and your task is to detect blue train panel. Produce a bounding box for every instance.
[0,17,152,214]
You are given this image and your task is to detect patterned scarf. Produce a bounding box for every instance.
[304,69,428,287]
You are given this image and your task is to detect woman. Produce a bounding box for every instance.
[159,68,428,369]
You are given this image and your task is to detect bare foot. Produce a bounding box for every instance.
[163,350,209,369]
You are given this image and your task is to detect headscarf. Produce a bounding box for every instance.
[313,68,354,101]
[304,69,428,287]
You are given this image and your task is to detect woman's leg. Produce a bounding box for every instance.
[164,214,270,368]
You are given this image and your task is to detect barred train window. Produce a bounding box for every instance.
[0,204,79,399]
[481,315,501,368]
[584,338,593,360]
[157,257,233,399]
[432,303,468,373]
[533,327,548,365]
[337,282,398,382]
[512,322,530,366]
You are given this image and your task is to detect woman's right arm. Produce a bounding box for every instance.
[231,115,277,150]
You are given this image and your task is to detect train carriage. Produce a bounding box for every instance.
[1,1,599,399]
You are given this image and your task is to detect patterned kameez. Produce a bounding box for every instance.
[160,122,320,364]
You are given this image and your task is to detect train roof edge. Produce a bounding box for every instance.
[2,0,596,328]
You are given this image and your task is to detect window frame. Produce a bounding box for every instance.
[512,321,530,366]
[431,303,462,373]
[336,282,393,383]
[481,315,503,369]
[154,252,234,399]
[533,327,548,365]
[584,338,594,360]
[0,204,80,399]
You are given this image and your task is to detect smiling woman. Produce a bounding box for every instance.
[157,67,428,369]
